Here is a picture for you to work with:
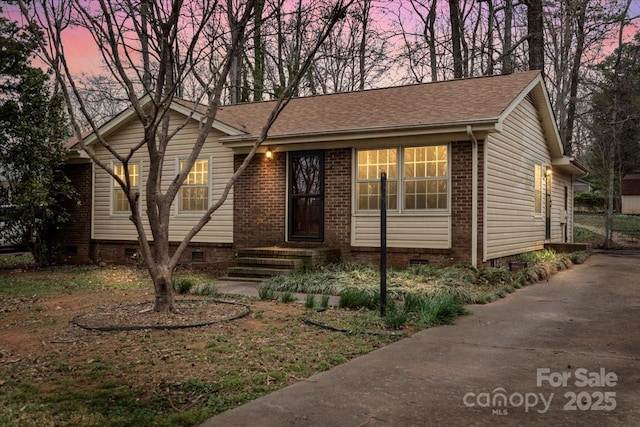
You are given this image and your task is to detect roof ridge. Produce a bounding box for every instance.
[212,70,542,109]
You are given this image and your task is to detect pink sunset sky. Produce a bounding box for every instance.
[2,1,640,78]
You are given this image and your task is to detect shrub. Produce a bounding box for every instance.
[172,278,195,294]
[339,288,379,310]
[416,294,467,327]
[258,285,276,301]
[319,295,330,309]
[304,294,315,309]
[569,251,589,264]
[384,301,408,329]
[190,283,220,297]
[280,291,296,303]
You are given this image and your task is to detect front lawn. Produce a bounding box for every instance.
[0,249,587,426]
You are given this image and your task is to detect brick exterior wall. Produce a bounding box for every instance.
[234,148,353,253]
[234,152,287,247]
[323,148,352,250]
[449,140,485,264]
[60,163,92,264]
[233,143,484,267]
[91,240,235,270]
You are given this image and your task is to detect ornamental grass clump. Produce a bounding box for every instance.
[402,293,467,327]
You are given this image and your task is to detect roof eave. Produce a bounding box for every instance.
[219,119,501,148]
[552,156,589,178]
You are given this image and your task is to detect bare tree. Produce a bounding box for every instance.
[448,0,463,78]
[526,0,544,70]
[17,0,352,312]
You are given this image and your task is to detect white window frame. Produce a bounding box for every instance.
[111,160,142,215]
[176,156,211,214]
[353,144,450,215]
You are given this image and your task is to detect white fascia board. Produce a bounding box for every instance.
[169,102,246,136]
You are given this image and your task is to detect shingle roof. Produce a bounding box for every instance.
[179,70,541,138]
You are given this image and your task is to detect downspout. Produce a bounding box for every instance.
[467,125,478,267]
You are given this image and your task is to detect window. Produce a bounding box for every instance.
[534,164,543,214]
[357,149,397,210]
[355,145,448,212]
[179,159,209,212]
[113,163,140,213]
[403,146,448,209]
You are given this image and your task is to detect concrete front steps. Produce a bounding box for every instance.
[224,247,340,281]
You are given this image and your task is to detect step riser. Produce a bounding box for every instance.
[227,267,294,278]
[236,257,304,269]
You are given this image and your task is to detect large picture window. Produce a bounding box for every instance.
[179,159,209,212]
[356,145,448,212]
[113,163,140,213]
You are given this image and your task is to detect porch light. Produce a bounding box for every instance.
[545,166,552,176]
[265,147,273,160]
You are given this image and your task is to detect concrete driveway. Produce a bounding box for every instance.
[202,252,640,426]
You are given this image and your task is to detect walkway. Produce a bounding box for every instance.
[203,252,640,426]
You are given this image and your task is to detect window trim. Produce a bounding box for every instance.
[110,160,142,215]
[176,156,211,214]
[353,144,451,215]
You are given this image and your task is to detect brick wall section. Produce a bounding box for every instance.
[233,144,485,267]
[233,149,352,254]
[323,148,352,251]
[92,240,235,270]
[449,140,485,264]
[60,163,92,264]
[234,152,287,248]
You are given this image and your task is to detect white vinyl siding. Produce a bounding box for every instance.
[485,98,549,259]
[352,214,451,248]
[551,172,574,242]
[92,112,234,243]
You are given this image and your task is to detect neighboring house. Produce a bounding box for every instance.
[621,174,640,214]
[62,71,588,268]
[573,179,591,193]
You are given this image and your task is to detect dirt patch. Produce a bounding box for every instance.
[72,299,250,331]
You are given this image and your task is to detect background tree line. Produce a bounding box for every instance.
[1,0,638,303]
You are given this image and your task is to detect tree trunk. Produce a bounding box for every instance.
[253,0,265,101]
[502,0,513,74]
[448,0,463,78]
[486,0,495,75]
[427,0,438,81]
[152,265,175,312]
[358,0,370,90]
[563,0,587,156]
[526,0,544,71]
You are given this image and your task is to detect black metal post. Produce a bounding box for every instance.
[380,172,387,317]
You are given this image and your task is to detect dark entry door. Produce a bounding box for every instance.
[288,151,324,241]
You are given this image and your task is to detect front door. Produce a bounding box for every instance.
[288,151,324,242]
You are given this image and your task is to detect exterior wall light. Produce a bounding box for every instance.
[545,166,552,176]
[265,147,273,160]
